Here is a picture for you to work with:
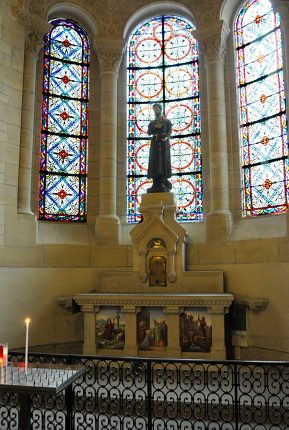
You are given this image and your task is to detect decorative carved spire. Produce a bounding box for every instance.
[94,39,125,73]
[195,21,230,65]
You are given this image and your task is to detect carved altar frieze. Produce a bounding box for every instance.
[73,293,234,309]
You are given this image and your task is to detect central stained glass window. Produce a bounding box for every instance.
[39,19,89,221]
[127,16,203,223]
[235,0,288,216]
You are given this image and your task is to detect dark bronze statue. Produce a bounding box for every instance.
[147,103,172,193]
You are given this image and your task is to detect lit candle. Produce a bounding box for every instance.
[3,345,7,367]
[24,318,30,371]
[0,345,3,367]
[0,344,8,368]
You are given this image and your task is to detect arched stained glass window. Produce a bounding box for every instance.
[235,0,288,216]
[39,19,89,221]
[127,16,203,223]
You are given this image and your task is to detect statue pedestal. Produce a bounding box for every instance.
[100,193,224,293]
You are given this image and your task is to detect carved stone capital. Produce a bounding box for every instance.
[82,304,96,313]
[196,21,230,65]
[16,10,50,54]
[168,272,177,283]
[95,39,125,73]
[123,305,136,314]
[164,306,179,315]
[24,31,44,55]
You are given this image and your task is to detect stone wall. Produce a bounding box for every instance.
[0,0,288,359]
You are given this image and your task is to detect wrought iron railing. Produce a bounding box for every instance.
[1,352,289,429]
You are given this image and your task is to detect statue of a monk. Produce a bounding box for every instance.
[147,103,173,193]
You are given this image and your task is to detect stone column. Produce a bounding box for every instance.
[165,306,181,357]
[271,1,289,234]
[17,17,50,215]
[18,33,40,215]
[6,14,50,245]
[124,305,137,356]
[196,22,233,242]
[82,304,97,355]
[94,40,124,245]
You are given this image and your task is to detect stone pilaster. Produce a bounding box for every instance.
[18,32,42,216]
[208,304,230,360]
[82,304,97,355]
[196,22,233,242]
[124,305,137,356]
[94,39,124,245]
[4,14,50,245]
[165,306,181,357]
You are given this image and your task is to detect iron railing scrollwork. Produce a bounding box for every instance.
[0,352,288,429]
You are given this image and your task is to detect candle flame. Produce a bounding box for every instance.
[25,318,30,325]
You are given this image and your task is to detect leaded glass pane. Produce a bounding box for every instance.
[235,0,288,217]
[48,60,85,98]
[238,31,282,85]
[39,19,89,222]
[39,174,86,221]
[127,16,203,223]
[243,160,288,215]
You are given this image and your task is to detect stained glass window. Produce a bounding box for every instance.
[39,19,89,221]
[235,0,288,217]
[127,16,203,223]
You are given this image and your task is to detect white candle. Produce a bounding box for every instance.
[24,318,30,371]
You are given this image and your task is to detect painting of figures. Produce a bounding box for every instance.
[180,307,212,352]
[96,307,125,350]
[137,307,168,351]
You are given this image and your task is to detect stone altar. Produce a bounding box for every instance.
[72,193,234,359]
